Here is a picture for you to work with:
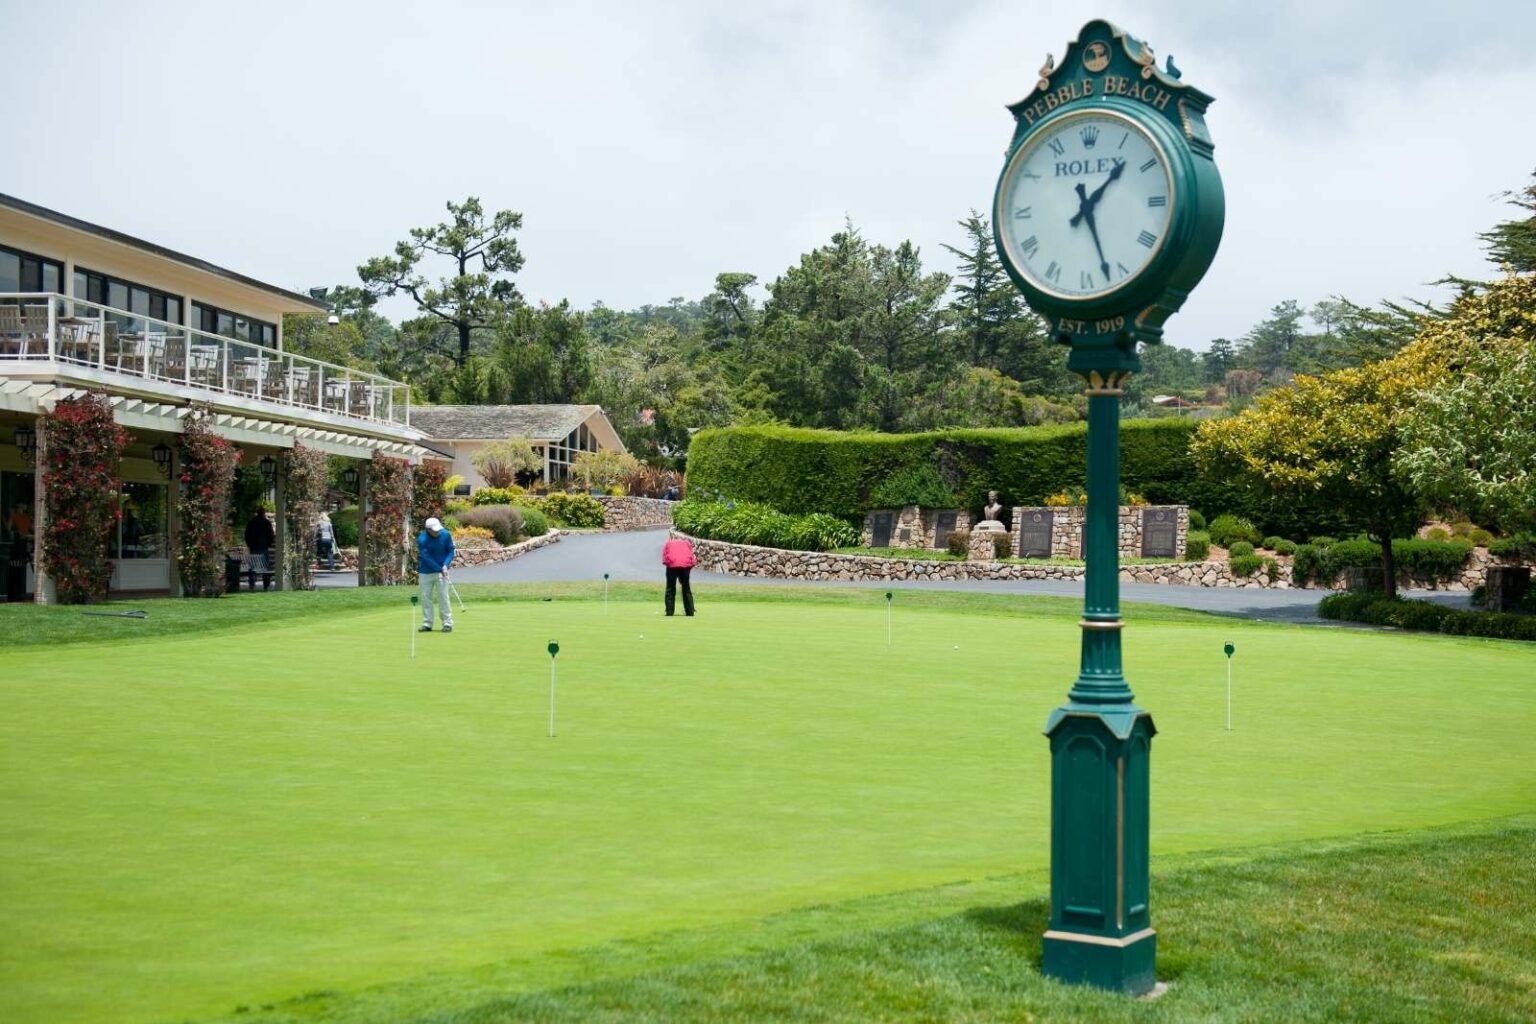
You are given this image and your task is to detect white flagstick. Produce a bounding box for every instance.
[410,594,419,659]
[1224,641,1235,730]
[547,640,560,737]
[603,572,609,614]
[885,591,893,648]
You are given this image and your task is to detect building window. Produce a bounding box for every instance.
[0,244,64,297]
[191,302,276,349]
[109,482,167,559]
[73,268,182,326]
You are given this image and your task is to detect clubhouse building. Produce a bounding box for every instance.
[1,194,435,602]
[408,404,626,494]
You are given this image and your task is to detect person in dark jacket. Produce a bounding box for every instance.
[244,509,276,590]
[417,516,456,632]
[661,535,696,616]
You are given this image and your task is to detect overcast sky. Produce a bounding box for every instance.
[2,0,1530,349]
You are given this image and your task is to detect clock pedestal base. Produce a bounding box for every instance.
[1042,927,1156,995]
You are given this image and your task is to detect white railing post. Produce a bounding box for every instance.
[46,301,56,360]
[97,309,106,368]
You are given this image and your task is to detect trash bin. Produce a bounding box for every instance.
[225,554,243,593]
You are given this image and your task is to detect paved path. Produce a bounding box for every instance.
[318,529,1470,623]
[420,529,1467,624]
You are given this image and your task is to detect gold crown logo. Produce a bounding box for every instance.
[1080,126,1100,149]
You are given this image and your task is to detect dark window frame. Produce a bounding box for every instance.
[1,243,65,295]
[74,266,182,326]
[190,300,276,349]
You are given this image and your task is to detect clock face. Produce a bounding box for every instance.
[996,110,1173,301]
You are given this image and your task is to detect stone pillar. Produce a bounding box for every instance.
[31,415,49,605]
[272,459,288,591]
[355,461,370,587]
[968,527,1000,562]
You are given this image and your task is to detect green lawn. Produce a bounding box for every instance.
[0,587,1532,1023]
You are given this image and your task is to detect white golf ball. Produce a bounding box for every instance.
[953,645,960,650]
[639,634,645,640]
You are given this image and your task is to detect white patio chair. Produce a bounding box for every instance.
[0,305,24,356]
[20,304,51,357]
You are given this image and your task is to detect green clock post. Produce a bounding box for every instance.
[991,20,1224,994]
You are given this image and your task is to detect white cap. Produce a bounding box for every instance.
[425,517,443,532]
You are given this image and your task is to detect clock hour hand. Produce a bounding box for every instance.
[1070,159,1126,227]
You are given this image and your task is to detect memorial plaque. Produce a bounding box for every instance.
[933,511,957,550]
[1141,509,1176,559]
[1019,510,1053,558]
[871,511,893,549]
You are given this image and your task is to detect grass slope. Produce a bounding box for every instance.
[0,588,1531,1023]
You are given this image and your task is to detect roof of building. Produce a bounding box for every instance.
[408,404,609,441]
[0,193,328,313]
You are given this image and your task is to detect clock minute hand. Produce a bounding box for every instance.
[1070,183,1111,280]
[1070,159,1126,227]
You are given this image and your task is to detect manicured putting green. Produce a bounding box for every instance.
[0,593,1531,1023]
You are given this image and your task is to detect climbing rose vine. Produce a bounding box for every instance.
[406,461,449,584]
[282,443,328,591]
[362,456,411,586]
[178,410,239,597]
[42,393,128,604]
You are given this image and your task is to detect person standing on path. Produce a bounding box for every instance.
[661,535,696,617]
[243,509,276,590]
[417,516,456,632]
[315,511,337,571]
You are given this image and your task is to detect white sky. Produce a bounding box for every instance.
[2,0,1530,349]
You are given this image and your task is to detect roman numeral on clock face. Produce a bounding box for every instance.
[1139,158,1157,172]
[1137,230,1157,248]
[1116,262,1130,277]
[1045,260,1062,283]
[1014,206,1032,219]
[1048,138,1066,156]
[1021,235,1038,257]
[1147,195,1167,207]
[1080,270,1095,289]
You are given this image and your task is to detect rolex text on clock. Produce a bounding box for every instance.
[995,109,1172,301]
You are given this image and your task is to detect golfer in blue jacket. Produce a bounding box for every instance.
[417,516,456,633]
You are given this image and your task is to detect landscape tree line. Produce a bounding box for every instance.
[281,178,1536,463]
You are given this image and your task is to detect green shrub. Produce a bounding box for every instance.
[1469,528,1493,547]
[1424,527,1450,542]
[1272,538,1297,555]
[1185,530,1210,560]
[472,486,525,506]
[1187,509,1206,531]
[948,529,970,558]
[685,421,1347,539]
[1450,521,1473,538]
[332,505,359,548]
[991,532,1013,559]
[1229,553,1263,577]
[1487,533,1536,560]
[443,515,461,531]
[869,465,957,509]
[1470,585,1488,608]
[671,499,857,552]
[457,505,522,545]
[444,498,472,515]
[1227,540,1255,559]
[1292,544,1326,583]
[1309,536,1337,547]
[517,505,548,537]
[1319,594,1536,641]
[1209,514,1262,548]
[1264,557,1280,582]
[541,492,606,528]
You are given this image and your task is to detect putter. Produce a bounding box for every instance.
[448,578,467,613]
[82,609,148,619]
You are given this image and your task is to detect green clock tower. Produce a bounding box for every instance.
[991,19,1225,994]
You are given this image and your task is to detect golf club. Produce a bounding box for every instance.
[82,609,148,619]
[447,575,467,613]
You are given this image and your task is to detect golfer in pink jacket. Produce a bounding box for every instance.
[661,536,697,617]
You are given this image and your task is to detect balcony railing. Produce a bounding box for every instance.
[0,293,410,427]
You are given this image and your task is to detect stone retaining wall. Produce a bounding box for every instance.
[675,531,1512,591]
[333,529,561,571]
[597,495,675,531]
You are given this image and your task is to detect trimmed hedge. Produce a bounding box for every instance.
[539,492,605,528]
[517,505,549,537]
[685,421,1345,538]
[1291,538,1475,586]
[672,500,857,552]
[1209,514,1261,548]
[472,486,525,506]
[1318,593,1536,641]
[1185,530,1210,560]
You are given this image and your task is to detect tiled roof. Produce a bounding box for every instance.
[408,404,603,441]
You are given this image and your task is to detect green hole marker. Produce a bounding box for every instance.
[1224,640,1235,730]
[547,640,560,737]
